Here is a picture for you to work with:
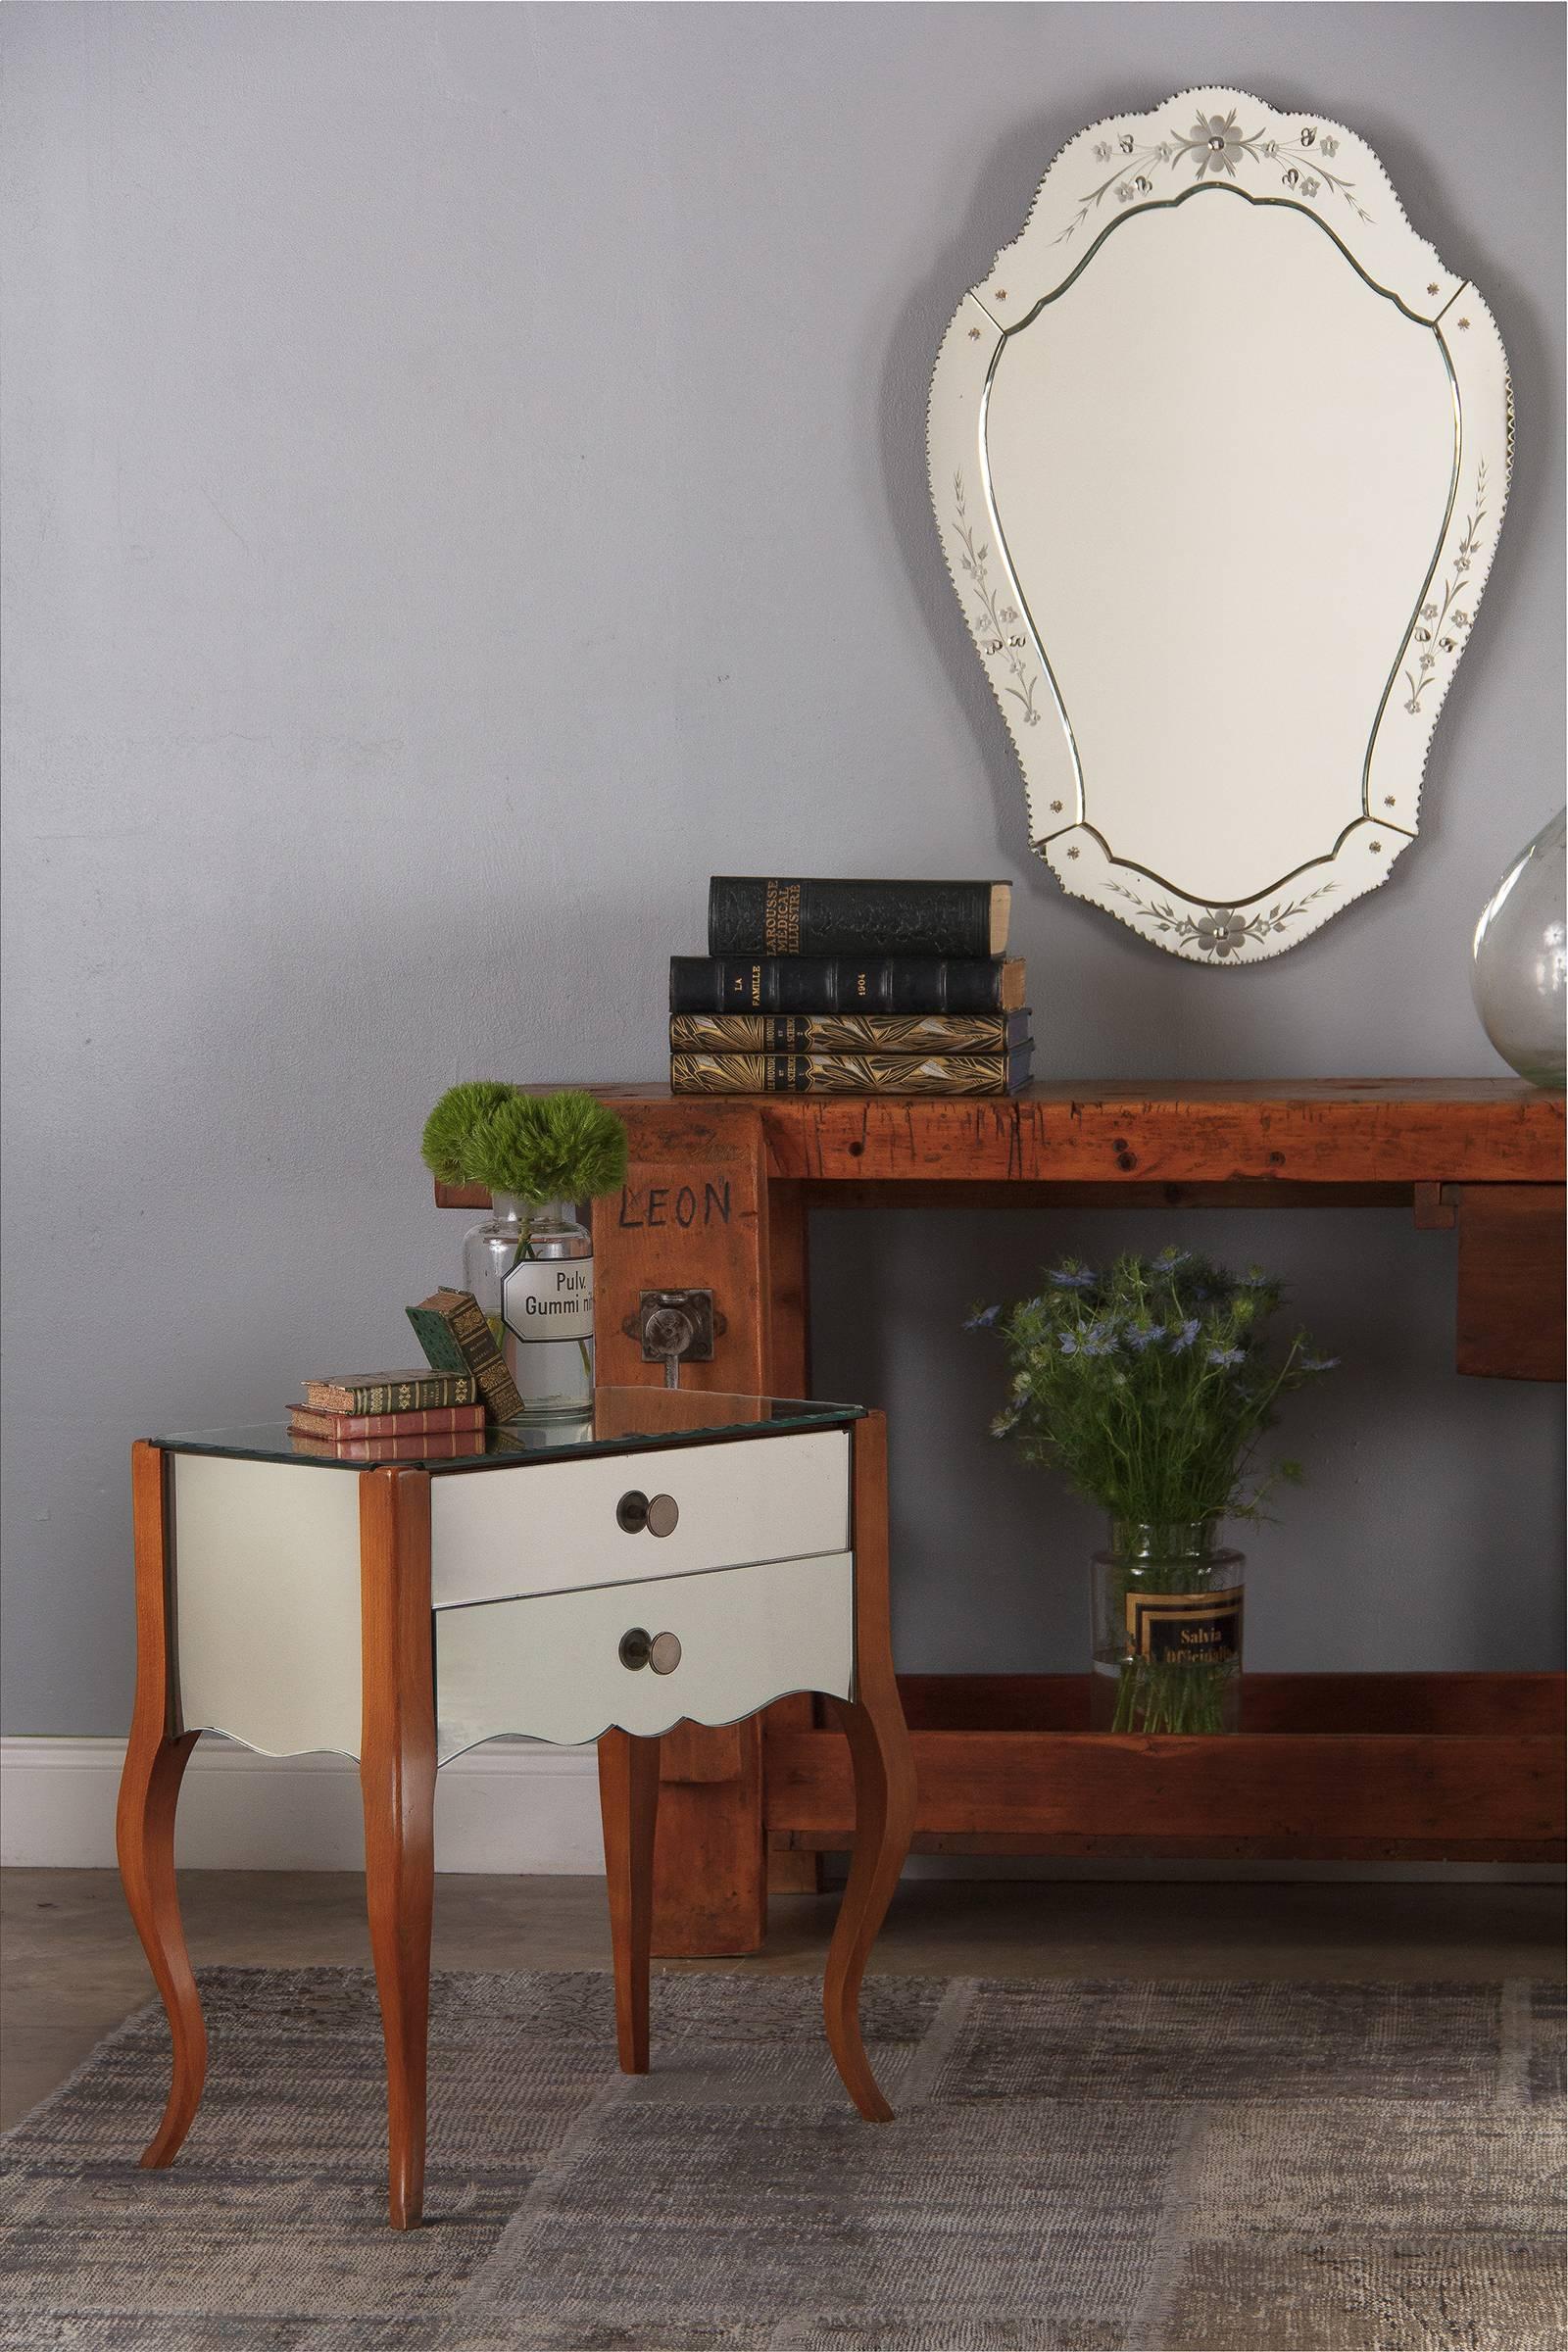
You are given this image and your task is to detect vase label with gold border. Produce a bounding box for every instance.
[1126,1590,1244,1664]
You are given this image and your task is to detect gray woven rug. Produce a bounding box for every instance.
[1,1969,1562,2351]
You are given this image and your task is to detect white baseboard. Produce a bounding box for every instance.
[0,1736,603,1874]
[3,1737,1559,1882]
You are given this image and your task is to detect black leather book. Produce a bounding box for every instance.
[669,955,1026,1014]
[708,876,1010,959]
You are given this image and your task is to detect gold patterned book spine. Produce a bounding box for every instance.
[669,1051,1029,1096]
[405,1291,525,1423]
[301,1371,478,1415]
[670,1010,1018,1053]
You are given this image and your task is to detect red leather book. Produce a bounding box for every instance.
[288,1403,486,1441]
[289,1427,488,1462]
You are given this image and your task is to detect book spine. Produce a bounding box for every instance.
[707,877,1002,958]
[670,1010,1022,1053]
[291,1431,488,1461]
[405,1291,525,1423]
[669,1049,1031,1097]
[289,1404,487,1440]
[670,955,1009,1014]
[302,1373,478,1415]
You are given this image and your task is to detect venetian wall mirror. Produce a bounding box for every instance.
[928,89,1510,962]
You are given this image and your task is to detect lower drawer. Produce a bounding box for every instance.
[434,1551,854,1759]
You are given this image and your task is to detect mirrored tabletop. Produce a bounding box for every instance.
[153,1391,864,1473]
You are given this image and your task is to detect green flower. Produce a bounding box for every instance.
[420,1081,517,1186]
[420,1084,628,1203]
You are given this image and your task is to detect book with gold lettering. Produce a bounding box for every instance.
[670,955,1025,1014]
[406,1290,524,1423]
[669,1046,1033,1096]
[670,1009,1029,1054]
[708,876,1010,959]
[289,1402,487,1442]
[301,1369,478,1416]
[290,1427,489,1462]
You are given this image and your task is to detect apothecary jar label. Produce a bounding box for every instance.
[1126,1590,1244,1664]
[502,1257,595,1344]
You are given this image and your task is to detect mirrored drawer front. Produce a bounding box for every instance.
[433,1550,854,1758]
[428,1428,850,1609]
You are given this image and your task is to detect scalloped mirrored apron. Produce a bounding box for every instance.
[927,89,1511,963]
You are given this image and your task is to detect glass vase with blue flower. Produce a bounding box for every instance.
[968,1250,1337,1734]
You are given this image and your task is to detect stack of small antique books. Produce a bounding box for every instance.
[289,1368,487,1459]
[668,876,1032,1095]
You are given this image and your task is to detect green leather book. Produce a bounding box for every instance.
[406,1289,524,1424]
[301,1369,477,1416]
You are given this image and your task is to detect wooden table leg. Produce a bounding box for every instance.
[592,1102,775,1958]
[764,1182,826,1898]
[822,1412,915,2121]
[359,1469,435,2230]
[598,1729,662,2072]
[116,1442,207,2168]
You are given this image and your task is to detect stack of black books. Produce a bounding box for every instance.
[668,877,1032,1095]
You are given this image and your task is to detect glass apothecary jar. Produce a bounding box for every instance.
[1091,1520,1245,1735]
[462,1194,594,1420]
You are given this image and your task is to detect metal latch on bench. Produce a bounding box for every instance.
[621,1289,727,1387]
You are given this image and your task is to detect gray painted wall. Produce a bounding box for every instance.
[4,2,1561,1737]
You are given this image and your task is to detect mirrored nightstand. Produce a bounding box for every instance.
[117,1393,913,2227]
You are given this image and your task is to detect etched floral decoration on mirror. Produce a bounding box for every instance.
[927,89,1512,962]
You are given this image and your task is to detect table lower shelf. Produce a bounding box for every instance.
[763,1673,1566,1864]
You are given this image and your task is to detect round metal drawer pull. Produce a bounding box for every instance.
[614,1490,678,1537]
[617,1627,682,1675]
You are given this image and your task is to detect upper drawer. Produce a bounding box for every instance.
[428,1426,850,1609]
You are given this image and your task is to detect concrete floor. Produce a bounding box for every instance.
[3,1868,1562,2131]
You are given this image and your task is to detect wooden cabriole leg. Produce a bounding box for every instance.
[822,1411,916,2122]
[598,1729,662,2072]
[116,1441,207,2168]
[358,1467,436,2230]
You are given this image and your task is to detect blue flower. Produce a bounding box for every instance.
[1300,1355,1340,1372]
[1208,1346,1246,1367]
[1080,1324,1116,1356]
[1048,1266,1096,1291]
[1057,1332,1080,1354]
[1155,1248,1191,1268]
[964,1303,1003,1330]
[1126,1323,1159,1351]
[1168,1319,1200,1350]
[1239,1267,1271,1289]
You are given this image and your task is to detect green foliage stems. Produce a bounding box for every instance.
[972,1248,1338,1528]
[420,1084,629,1206]
[1110,1656,1236,1735]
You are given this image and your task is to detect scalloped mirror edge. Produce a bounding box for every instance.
[927,88,1512,964]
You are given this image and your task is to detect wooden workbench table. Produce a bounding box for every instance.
[438,1079,1566,1955]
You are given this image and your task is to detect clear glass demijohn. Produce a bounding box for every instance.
[462,1194,594,1420]
[1471,808,1567,1089]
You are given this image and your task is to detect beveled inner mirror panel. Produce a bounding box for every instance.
[929,91,1510,961]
